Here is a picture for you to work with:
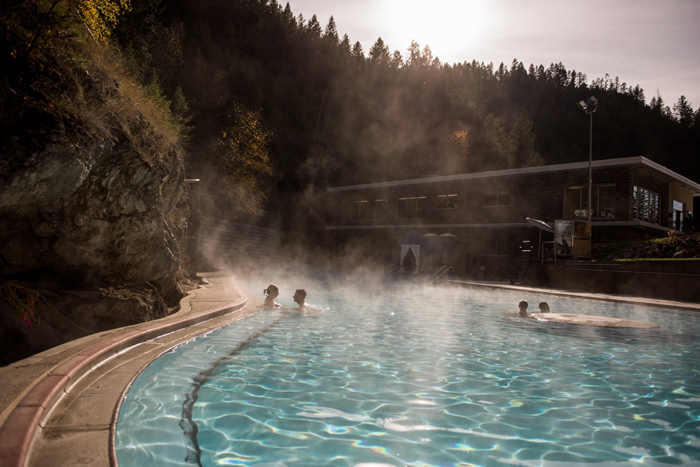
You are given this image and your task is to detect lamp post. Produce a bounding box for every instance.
[576,96,598,257]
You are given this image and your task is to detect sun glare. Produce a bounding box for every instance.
[382,0,491,63]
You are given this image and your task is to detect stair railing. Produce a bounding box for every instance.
[430,265,454,282]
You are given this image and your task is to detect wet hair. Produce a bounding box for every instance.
[295,289,307,301]
[264,284,279,296]
[539,302,550,312]
[518,300,528,309]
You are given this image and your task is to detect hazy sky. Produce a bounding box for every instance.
[288,0,700,110]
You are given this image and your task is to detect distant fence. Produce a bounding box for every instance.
[189,191,282,231]
[186,191,282,268]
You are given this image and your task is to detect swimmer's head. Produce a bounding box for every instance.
[539,302,550,312]
[293,289,306,306]
[264,284,279,298]
[518,299,528,316]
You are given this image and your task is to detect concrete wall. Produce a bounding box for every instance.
[195,216,281,268]
[533,260,700,303]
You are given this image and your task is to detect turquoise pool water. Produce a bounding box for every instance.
[116,278,700,466]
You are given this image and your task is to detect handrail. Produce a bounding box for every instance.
[430,265,454,281]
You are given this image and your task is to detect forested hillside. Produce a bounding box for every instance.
[100,0,700,237]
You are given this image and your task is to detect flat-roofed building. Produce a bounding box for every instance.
[325,156,700,280]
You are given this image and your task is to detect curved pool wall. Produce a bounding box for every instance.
[115,279,700,466]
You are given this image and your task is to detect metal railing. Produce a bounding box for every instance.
[430,265,454,281]
[667,210,694,232]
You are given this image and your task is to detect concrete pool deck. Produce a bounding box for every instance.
[0,274,698,466]
[0,272,264,467]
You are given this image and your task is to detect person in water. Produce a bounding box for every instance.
[263,284,281,308]
[293,289,307,309]
[518,299,529,317]
[291,288,323,312]
[538,302,550,313]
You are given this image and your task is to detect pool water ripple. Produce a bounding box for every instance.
[116,280,700,466]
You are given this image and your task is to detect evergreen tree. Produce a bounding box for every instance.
[406,40,421,67]
[307,14,322,37]
[368,37,390,65]
[283,2,295,24]
[390,50,403,69]
[323,16,338,44]
[350,41,365,73]
[673,96,694,126]
[508,108,544,168]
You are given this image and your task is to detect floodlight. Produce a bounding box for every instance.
[575,95,599,258]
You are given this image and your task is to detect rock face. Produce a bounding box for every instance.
[0,117,189,363]
[0,133,183,285]
[0,132,187,287]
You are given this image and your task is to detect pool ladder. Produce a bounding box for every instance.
[430,265,454,282]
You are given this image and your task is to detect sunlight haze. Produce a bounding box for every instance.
[382,0,493,59]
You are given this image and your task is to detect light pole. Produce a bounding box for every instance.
[576,96,598,257]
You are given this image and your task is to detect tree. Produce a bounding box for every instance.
[283,2,295,24]
[368,37,390,65]
[75,0,132,42]
[482,113,509,169]
[390,49,403,69]
[323,16,338,44]
[446,130,469,173]
[673,96,694,126]
[650,91,672,118]
[508,108,544,168]
[406,40,422,67]
[171,86,193,144]
[218,104,274,214]
[306,14,322,37]
[349,41,365,73]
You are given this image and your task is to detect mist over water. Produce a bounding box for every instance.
[116,270,700,466]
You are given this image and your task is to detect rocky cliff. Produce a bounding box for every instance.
[0,24,189,364]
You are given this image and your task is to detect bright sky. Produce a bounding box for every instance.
[288,0,700,109]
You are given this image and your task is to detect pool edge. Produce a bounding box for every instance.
[0,274,260,467]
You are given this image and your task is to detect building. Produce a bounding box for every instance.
[325,156,700,280]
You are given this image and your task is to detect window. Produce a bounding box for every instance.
[352,199,389,220]
[481,235,508,256]
[371,199,388,220]
[597,184,616,218]
[437,194,458,209]
[564,184,617,219]
[397,196,427,219]
[484,192,510,207]
[632,185,659,224]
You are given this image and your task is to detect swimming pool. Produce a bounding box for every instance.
[115,277,700,466]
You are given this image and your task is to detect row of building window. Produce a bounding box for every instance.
[350,193,510,220]
[563,184,617,219]
[350,184,662,224]
[632,185,660,224]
